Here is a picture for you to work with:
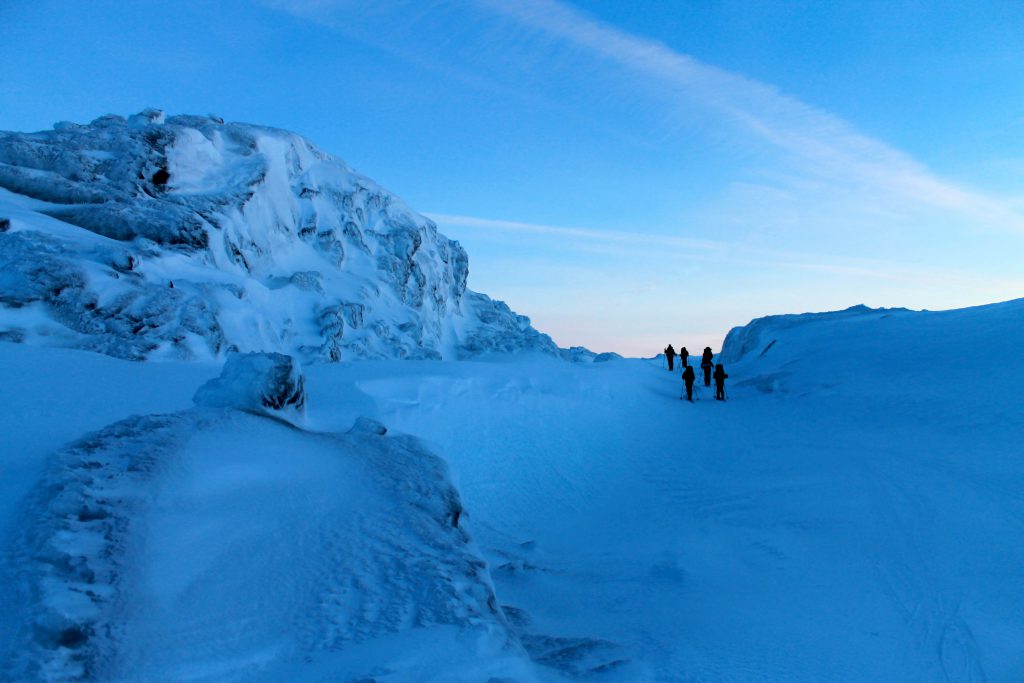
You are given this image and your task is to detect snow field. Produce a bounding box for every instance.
[2,298,1023,681]
[306,301,1024,681]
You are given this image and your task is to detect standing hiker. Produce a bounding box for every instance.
[714,363,728,401]
[701,347,714,387]
[679,346,689,368]
[682,365,696,402]
[664,344,676,371]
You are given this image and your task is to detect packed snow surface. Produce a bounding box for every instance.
[0,111,558,362]
[3,298,1023,681]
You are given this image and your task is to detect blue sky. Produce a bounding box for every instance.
[2,0,1023,355]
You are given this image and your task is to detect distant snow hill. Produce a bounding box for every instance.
[0,109,559,361]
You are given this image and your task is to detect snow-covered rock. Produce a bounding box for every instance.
[7,406,515,681]
[193,351,306,420]
[0,111,559,361]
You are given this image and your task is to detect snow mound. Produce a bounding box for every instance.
[0,111,559,361]
[721,298,1024,399]
[719,303,910,364]
[193,352,305,420]
[7,406,519,681]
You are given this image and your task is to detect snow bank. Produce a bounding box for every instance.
[0,111,559,362]
[719,303,910,364]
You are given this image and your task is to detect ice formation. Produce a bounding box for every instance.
[0,110,559,361]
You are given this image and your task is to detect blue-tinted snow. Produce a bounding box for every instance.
[0,112,558,362]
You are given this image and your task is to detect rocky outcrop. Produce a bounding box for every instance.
[0,111,559,361]
[193,352,306,420]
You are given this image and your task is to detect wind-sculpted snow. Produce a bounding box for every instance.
[719,303,910,364]
[0,110,558,361]
[7,412,199,681]
[6,403,515,680]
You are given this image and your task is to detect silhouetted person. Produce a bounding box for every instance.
[682,365,695,401]
[714,363,728,401]
[679,346,689,367]
[664,344,676,371]
[701,347,714,387]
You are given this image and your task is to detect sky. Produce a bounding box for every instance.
[2,0,1023,355]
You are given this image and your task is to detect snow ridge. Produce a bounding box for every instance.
[720,303,910,364]
[0,110,558,361]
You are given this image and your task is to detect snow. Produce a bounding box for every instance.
[1,112,1022,679]
[193,351,306,420]
[3,297,1024,680]
[2,346,521,682]
[0,112,560,362]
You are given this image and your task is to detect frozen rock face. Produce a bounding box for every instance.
[193,352,306,420]
[0,110,559,361]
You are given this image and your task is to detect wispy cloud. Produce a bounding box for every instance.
[427,212,723,251]
[428,212,996,286]
[474,0,1024,232]
[269,0,1024,235]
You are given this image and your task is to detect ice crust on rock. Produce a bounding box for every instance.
[0,111,559,361]
[193,351,306,419]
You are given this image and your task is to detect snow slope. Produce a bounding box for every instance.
[304,299,1024,681]
[3,297,1023,681]
[0,111,557,361]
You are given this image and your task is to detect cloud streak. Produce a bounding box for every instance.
[269,0,1024,234]
[428,212,993,286]
[475,0,1024,232]
[427,212,723,252]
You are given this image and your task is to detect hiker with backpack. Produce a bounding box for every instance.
[664,344,676,371]
[701,347,714,387]
[714,363,729,401]
[682,364,696,402]
[679,346,689,368]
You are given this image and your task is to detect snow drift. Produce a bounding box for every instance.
[5,355,519,682]
[719,303,910,365]
[0,110,558,361]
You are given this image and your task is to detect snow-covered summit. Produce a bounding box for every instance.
[0,110,558,361]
